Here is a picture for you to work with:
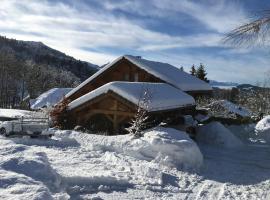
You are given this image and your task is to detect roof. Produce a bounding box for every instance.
[209,100,251,117]
[65,55,212,98]
[68,82,195,112]
[31,88,72,109]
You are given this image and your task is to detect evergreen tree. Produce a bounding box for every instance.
[196,63,209,83]
[180,66,184,71]
[190,65,196,76]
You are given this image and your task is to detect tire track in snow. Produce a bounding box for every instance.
[183,180,225,200]
[195,180,225,200]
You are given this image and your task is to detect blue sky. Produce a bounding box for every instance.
[1,0,270,84]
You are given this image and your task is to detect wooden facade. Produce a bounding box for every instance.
[67,58,165,102]
[68,90,196,134]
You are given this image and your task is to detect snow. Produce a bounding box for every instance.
[68,82,195,111]
[209,100,251,117]
[255,116,270,142]
[31,88,72,109]
[66,55,212,98]
[0,109,37,119]
[196,121,243,148]
[0,124,269,199]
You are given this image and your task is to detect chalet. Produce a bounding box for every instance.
[65,55,212,134]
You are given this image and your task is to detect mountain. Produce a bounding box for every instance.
[0,36,98,81]
[210,80,239,89]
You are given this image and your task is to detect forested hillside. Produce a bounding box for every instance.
[0,36,98,108]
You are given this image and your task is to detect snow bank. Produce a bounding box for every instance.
[255,116,270,142]
[0,169,53,200]
[58,127,203,170]
[227,124,261,144]
[0,138,60,199]
[128,127,203,170]
[31,88,72,109]
[197,122,243,148]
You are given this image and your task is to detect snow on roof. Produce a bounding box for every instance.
[68,82,195,112]
[65,55,212,98]
[209,100,251,117]
[125,55,212,91]
[31,88,72,109]
[0,109,35,119]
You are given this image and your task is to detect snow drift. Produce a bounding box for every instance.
[55,127,203,170]
[255,116,270,142]
[196,122,243,148]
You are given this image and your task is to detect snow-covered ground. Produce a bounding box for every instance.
[0,125,269,199]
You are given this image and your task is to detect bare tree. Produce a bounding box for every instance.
[224,10,270,46]
[236,78,270,118]
[126,87,152,137]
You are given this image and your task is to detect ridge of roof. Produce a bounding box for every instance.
[65,55,212,98]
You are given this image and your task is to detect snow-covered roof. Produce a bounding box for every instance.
[66,55,212,98]
[209,100,251,117]
[68,82,195,112]
[31,88,72,109]
[0,109,36,119]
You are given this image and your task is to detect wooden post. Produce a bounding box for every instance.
[113,100,118,133]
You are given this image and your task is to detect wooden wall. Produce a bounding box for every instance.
[68,57,164,101]
[68,91,137,134]
[68,90,196,135]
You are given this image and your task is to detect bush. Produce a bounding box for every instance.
[50,97,70,129]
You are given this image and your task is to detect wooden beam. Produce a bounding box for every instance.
[113,100,118,132]
[91,109,135,117]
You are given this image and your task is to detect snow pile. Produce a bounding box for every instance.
[68,82,195,112]
[227,124,261,144]
[128,127,203,170]
[56,127,203,170]
[31,88,72,109]
[209,100,251,117]
[255,116,270,142]
[0,138,59,199]
[196,122,243,148]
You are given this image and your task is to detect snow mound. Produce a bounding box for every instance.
[197,122,243,148]
[255,116,270,142]
[64,127,203,170]
[0,169,53,200]
[0,138,61,199]
[31,88,72,109]
[128,127,203,170]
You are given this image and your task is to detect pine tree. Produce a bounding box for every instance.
[180,66,184,71]
[196,63,209,83]
[190,65,196,76]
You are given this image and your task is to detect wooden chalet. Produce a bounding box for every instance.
[65,55,212,134]
[68,82,196,134]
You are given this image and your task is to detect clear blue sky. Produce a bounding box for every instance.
[1,0,270,84]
